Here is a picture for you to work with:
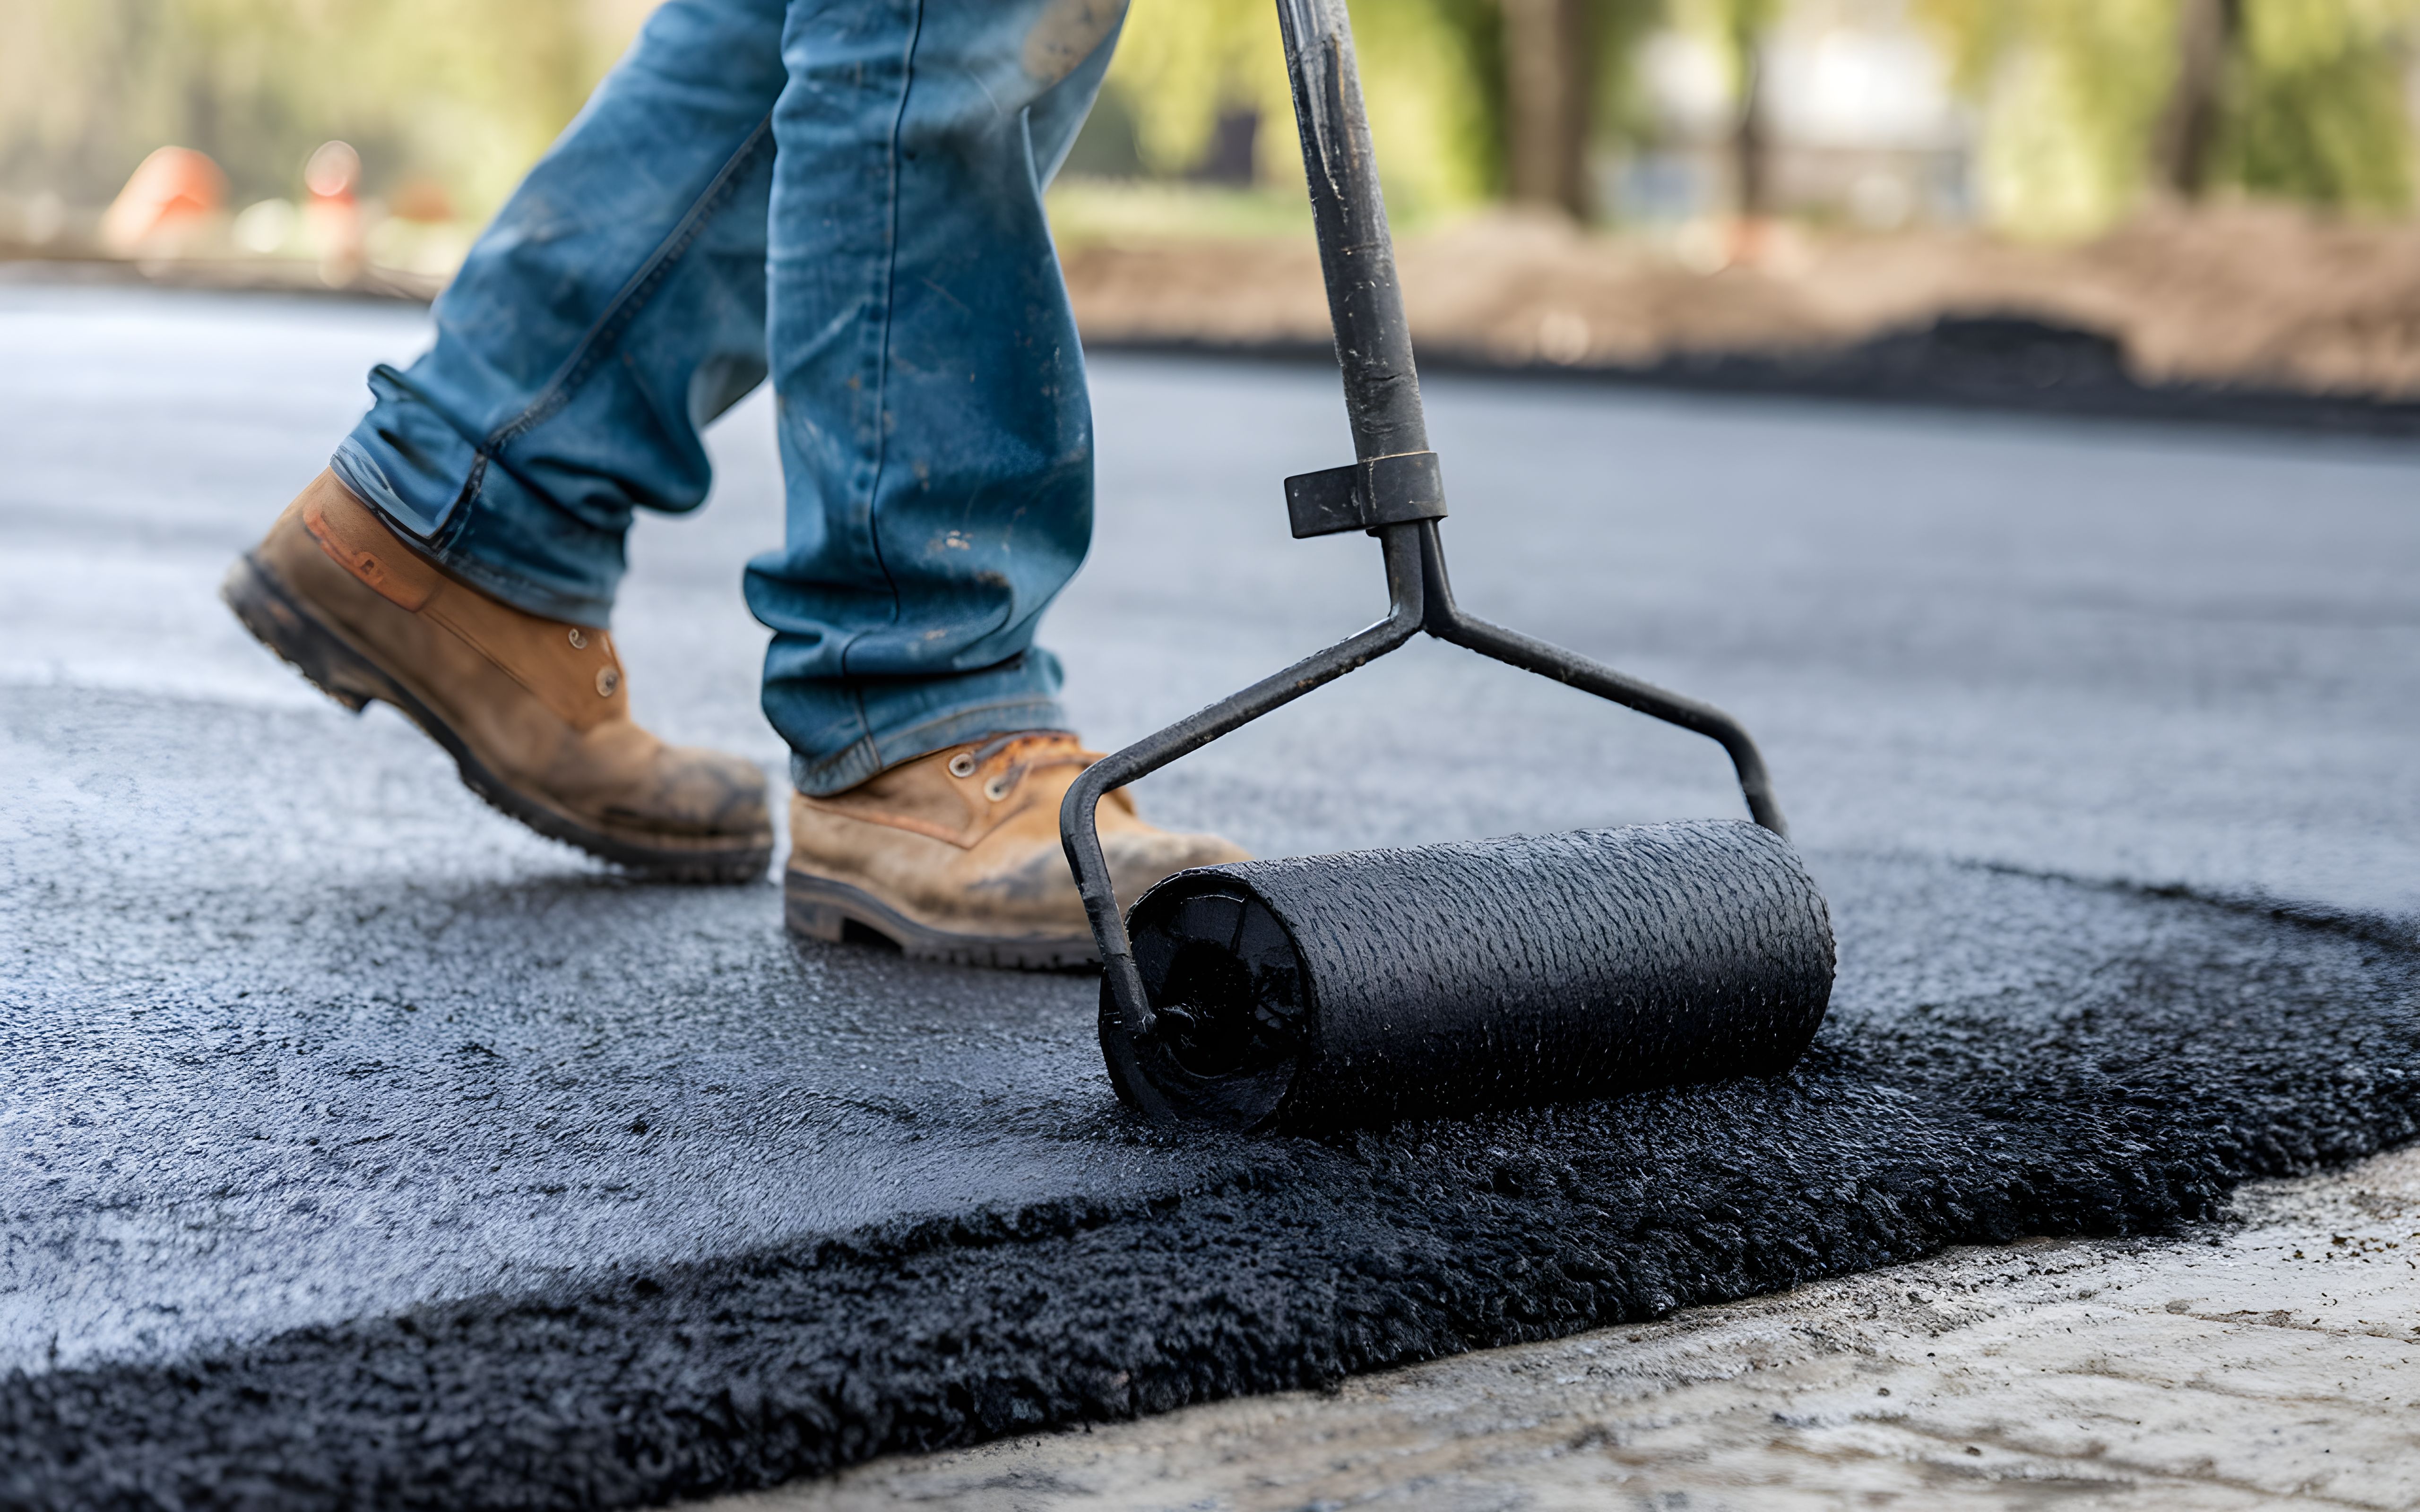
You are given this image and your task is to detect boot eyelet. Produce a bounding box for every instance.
[596,666,620,697]
[984,775,1012,802]
[568,628,587,649]
[947,753,977,778]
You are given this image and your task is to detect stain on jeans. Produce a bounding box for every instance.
[1022,0,1126,86]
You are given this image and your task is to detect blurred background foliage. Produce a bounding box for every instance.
[1097,0,1515,215]
[2228,0,2420,207]
[1917,0,2182,237]
[0,0,650,223]
[4,0,2420,249]
[1919,0,2420,236]
[1097,0,2420,234]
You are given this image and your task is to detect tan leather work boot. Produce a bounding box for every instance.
[786,732,1249,968]
[222,471,772,882]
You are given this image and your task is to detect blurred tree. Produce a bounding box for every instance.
[1102,0,1507,219]
[1672,0,1781,218]
[1916,0,2173,238]
[1919,0,2420,238]
[1099,0,1286,179]
[1504,0,1592,213]
[1102,0,1662,223]
[1501,0,1663,219]
[2223,0,2419,210]
[2153,0,2237,194]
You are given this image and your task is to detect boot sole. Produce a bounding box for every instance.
[784,868,1099,971]
[223,551,771,885]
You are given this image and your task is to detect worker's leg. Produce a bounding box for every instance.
[331,0,788,626]
[747,0,1128,795]
[226,0,788,880]
[758,0,1247,966]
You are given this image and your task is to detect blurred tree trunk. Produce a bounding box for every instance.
[1502,0,1592,217]
[1690,0,1778,221]
[2155,0,2240,197]
[1732,28,1767,217]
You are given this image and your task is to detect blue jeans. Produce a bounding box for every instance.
[333,0,1124,793]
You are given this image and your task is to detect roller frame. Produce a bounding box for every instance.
[1060,0,1788,1095]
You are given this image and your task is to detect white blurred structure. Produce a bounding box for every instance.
[1612,0,1970,227]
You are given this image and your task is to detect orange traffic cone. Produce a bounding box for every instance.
[99,146,228,256]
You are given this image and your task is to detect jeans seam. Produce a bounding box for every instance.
[432,454,490,554]
[478,112,777,469]
[835,0,924,683]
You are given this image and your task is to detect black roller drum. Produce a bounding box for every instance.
[1103,819,1834,1130]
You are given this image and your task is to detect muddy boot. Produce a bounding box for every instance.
[222,471,772,882]
[785,731,1249,968]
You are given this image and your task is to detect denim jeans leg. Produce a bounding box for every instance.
[747,0,1128,795]
[331,0,788,627]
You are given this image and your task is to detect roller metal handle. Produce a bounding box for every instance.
[1061,524,1428,1053]
[1059,0,1795,1117]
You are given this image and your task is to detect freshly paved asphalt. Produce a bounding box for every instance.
[4,283,2419,1508]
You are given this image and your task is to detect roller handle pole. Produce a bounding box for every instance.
[1063,524,1427,1043]
[1278,0,1429,463]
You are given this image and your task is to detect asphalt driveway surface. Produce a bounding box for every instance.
[3,283,2417,1509]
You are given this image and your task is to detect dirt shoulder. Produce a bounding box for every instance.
[13,200,2420,401]
[1065,203,2420,399]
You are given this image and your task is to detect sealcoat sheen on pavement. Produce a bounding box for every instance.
[3,284,2418,1510]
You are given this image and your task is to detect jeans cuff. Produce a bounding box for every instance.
[788,696,1071,796]
[329,437,430,532]
[328,438,614,626]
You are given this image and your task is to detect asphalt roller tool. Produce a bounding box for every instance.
[1060,0,1835,1132]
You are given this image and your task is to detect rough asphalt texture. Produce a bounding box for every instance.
[4,285,2419,1509]
[752,1146,2420,1509]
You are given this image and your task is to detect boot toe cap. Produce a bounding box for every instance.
[605,746,770,841]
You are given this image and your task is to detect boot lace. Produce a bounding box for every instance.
[964,729,1091,801]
